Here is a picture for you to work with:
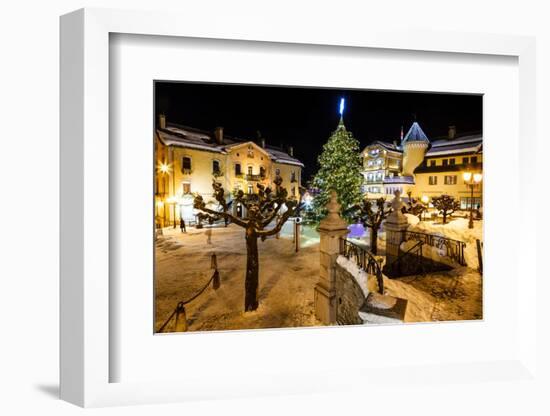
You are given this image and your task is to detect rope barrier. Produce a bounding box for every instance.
[157,253,220,333]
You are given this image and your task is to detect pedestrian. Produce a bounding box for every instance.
[180,217,186,233]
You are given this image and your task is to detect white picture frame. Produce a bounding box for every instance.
[60,8,538,408]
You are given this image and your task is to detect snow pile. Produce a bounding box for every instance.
[404,213,420,226]
[336,255,370,297]
[366,292,396,310]
[405,217,482,269]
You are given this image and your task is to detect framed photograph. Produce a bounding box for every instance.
[60,8,538,408]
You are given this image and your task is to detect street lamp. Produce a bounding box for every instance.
[462,171,482,229]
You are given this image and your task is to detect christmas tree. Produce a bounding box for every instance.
[312,115,364,220]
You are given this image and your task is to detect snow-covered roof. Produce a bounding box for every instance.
[402,122,430,145]
[426,133,482,157]
[362,140,403,155]
[157,123,304,167]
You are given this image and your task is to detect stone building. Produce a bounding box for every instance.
[361,122,483,209]
[155,115,304,227]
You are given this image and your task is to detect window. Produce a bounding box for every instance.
[450,158,456,165]
[260,166,266,178]
[291,171,296,182]
[248,166,253,175]
[462,157,469,164]
[212,160,220,174]
[247,184,253,194]
[182,182,191,194]
[291,187,296,196]
[460,197,482,210]
[235,163,242,176]
[429,176,438,185]
[182,157,192,172]
[471,156,478,164]
[444,175,457,185]
[430,160,436,167]
[275,168,280,176]
[442,159,448,167]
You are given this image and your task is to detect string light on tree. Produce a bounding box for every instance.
[312,99,363,219]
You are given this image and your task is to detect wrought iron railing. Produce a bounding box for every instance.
[245,174,265,181]
[402,230,466,266]
[339,238,384,294]
[385,240,425,277]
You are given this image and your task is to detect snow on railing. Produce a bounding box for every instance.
[402,230,466,266]
[339,238,384,294]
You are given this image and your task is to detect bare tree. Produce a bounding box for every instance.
[402,192,426,220]
[431,194,460,224]
[350,198,392,254]
[194,176,304,311]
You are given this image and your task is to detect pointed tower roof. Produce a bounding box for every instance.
[402,121,430,144]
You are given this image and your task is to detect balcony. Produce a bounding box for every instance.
[245,174,265,181]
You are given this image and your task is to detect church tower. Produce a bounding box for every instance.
[401,121,430,176]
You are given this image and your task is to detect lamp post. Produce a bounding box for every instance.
[462,171,482,229]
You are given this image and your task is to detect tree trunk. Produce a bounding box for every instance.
[244,229,259,311]
[370,226,378,254]
[442,211,447,224]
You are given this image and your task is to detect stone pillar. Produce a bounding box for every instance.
[314,190,349,325]
[384,190,409,266]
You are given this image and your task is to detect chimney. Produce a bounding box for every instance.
[159,114,166,129]
[288,146,294,157]
[260,137,266,148]
[448,125,456,140]
[214,127,224,145]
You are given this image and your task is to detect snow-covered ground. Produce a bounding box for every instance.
[380,268,482,322]
[155,224,322,332]
[155,215,483,332]
[405,214,483,269]
[338,253,482,323]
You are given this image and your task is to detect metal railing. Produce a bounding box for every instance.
[402,230,466,266]
[385,240,425,277]
[245,174,265,181]
[339,238,384,294]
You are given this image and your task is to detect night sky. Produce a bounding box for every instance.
[155,82,482,182]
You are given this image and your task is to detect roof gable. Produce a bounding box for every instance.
[402,122,430,144]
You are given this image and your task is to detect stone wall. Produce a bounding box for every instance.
[334,260,367,325]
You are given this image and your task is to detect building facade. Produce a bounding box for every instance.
[361,123,483,209]
[155,115,303,227]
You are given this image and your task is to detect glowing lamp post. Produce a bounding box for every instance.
[462,171,482,229]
